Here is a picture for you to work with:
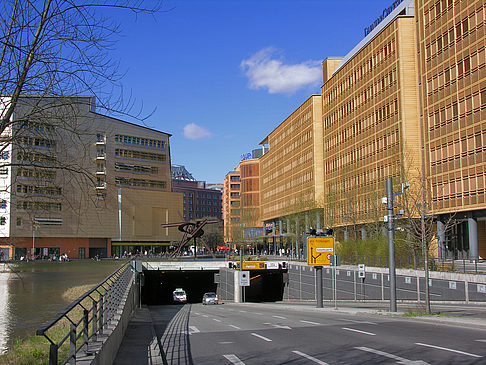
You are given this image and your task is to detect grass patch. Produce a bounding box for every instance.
[0,283,99,365]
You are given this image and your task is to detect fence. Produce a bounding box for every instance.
[340,255,484,274]
[36,262,133,365]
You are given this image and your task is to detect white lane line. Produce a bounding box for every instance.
[223,354,245,364]
[213,318,222,322]
[239,310,247,313]
[263,323,291,330]
[415,342,482,358]
[338,318,376,325]
[292,350,329,365]
[475,340,486,343]
[254,312,263,315]
[342,327,376,336]
[219,341,235,344]
[300,320,321,325]
[272,315,287,319]
[193,312,200,315]
[229,325,241,329]
[188,326,200,334]
[202,315,208,318]
[356,346,429,365]
[251,333,272,342]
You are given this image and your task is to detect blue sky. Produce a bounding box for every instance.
[108,0,395,183]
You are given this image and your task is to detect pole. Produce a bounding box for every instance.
[316,266,323,308]
[333,259,338,310]
[239,246,244,303]
[386,177,397,312]
[32,225,35,260]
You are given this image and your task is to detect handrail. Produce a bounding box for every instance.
[36,261,134,365]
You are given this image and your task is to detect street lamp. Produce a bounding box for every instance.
[32,223,39,260]
[383,178,409,312]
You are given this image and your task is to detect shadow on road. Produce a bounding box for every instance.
[150,304,193,365]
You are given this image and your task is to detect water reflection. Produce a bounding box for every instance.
[0,260,124,354]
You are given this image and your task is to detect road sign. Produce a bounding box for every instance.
[235,261,266,270]
[307,236,334,266]
[239,271,250,286]
[358,264,366,278]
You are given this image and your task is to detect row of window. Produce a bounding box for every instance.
[115,162,158,175]
[18,136,55,149]
[262,150,313,185]
[262,128,312,170]
[19,120,56,133]
[115,148,166,162]
[271,109,312,147]
[115,135,166,150]
[0,152,9,160]
[16,184,62,196]
[115,177,167,189]
[17,167,56,180]
[16,201,62,211]
[17,151,56,164]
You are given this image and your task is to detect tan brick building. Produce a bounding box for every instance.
[0,96,182,259]
[415,0,486,259]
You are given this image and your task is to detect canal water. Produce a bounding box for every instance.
[0,260,125,354]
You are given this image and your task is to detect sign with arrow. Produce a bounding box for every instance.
[307,237,334,266]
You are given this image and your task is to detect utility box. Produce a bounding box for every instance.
[358,264,366,279]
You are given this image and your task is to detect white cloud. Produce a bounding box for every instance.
[183,123,212,140]
[240,47,321,95]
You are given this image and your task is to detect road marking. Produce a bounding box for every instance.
[338,318,376,325]
[193,312,200,315]
[251,333,272,342]
[292,350,329,365]
[202,315,208,318]
[213,318,222,322]
[300,320,321,325]
[342,327,376,336]
[254,312,263,315]
[229,325,241,329]
[223,354,245,364]
[272,315,287,319]
[475,340,486,343]
[263,323,291,330]
[356,346,429,364]
[188,326,200,334]
[239,310,247,313]
[415,342,482,358]
[219,341,234,344]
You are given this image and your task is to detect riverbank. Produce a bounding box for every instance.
[0,283,96,364]
[0,260,125,355]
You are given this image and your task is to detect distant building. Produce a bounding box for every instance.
[171,165,222,221]
[223,149,264,244]
[0,95,183,259]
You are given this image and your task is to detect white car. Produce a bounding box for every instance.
[202,292,218,305]
[173,288,187,303]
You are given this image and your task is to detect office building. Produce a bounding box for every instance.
[0,96,182,259]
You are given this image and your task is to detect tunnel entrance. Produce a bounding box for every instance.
[142,270,218,305]
[244,270,285,302]
[141,268,286,305]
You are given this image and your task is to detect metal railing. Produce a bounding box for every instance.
[36,262,133,365]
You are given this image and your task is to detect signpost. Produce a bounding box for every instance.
[307,236,335,308]
[307,237,334,266]
[239,271,250,287]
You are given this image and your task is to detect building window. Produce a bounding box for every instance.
[16,217,21,226]
[0,217,6,225]
[0,200,6,209]
[0,151,9,160]
[96,133,105,143]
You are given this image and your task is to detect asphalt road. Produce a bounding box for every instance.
[149,303,486,365]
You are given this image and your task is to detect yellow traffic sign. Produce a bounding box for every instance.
[307,236,334,266]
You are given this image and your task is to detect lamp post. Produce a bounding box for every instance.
[32,224,39,260]
[384,178,409,312]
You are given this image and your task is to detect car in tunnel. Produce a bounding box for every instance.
[173,288,187,303]
[202,292,218,305]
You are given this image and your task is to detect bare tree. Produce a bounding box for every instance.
[0,1,163,218]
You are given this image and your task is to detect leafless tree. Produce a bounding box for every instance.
[0,1,164,217]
